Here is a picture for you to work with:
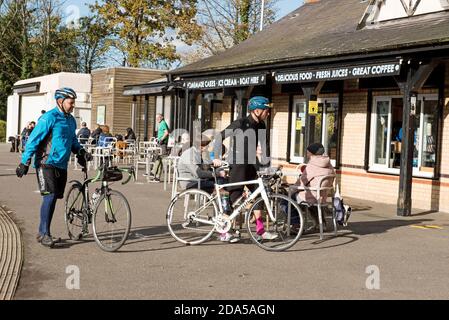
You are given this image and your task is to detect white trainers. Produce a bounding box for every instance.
[219,232,240,243]
[256,231,278,241]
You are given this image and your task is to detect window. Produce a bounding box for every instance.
[290,97,339,166]
[290,99,306,163]
[369,95,438,177]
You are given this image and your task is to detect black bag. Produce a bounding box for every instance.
[102,166,123,182]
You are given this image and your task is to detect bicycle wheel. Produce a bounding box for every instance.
[167,189,218,245]
[246,193,304,251]
[65,185,87,240]
[92,189,132,252]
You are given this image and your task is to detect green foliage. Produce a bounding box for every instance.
[0,0,104,120]
[93,0,202,67]
[0,0,201,120]
[0,120,6,143]
[76,15,111,73]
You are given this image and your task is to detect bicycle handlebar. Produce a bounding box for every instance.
[120,167,136,185]
[217,160,229,169]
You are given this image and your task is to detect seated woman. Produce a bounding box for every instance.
[98,125,113,147]
[177,135,215,194]
[291,143,335,231]
[125,127,137,141]
[90,126,103,145]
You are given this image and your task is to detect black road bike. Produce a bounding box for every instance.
[64,159,135,252]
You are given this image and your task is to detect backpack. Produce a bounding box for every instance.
[333,185,352,226]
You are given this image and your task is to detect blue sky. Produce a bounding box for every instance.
[63,0,304,21]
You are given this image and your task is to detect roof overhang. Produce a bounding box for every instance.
[13,82,40,95]
[123,82,168,96]
[170,43,449,79]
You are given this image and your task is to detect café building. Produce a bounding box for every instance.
[162,0,449,215]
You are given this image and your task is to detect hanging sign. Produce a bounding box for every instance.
[309,100,318,115]
[295,119,302,130]
[183,73,266,90]
[274,60,402,84]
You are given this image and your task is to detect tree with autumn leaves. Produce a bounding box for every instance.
[93,0,202,68]
[0,0,281,122]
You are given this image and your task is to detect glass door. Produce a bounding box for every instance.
[371,98,392,167]
[323,100,338,165]
[290,99,306,163]
[290,97,338,165]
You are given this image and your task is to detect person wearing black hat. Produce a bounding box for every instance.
[307,142,325,156]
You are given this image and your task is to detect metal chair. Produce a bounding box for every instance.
[171,157,201,200]
[123,140,136,165]
[144,146,162,182]
[163,156,179,191]
[134,145,150,181]
[288,174,337,240]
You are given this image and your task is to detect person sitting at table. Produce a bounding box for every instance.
[115,134,127,159]
[77,122,91,145]
[125,127,136,141]
[98,125,113,147]
[177,134,215,193]
[90,125,102,145]
[290,143,335,232]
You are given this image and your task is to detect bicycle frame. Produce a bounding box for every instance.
[68,160,135,211]
[188,178,275,227]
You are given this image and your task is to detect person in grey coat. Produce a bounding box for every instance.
[178,135,215,193]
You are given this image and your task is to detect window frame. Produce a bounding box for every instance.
[290,96,338,166]
[368,94,438,178]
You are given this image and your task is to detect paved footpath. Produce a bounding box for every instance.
[0,205,23,300]
[1,143,449,300]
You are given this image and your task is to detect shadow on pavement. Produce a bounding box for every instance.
[410,210,439,217]
[343,217,433,236]
[288,233,359,252]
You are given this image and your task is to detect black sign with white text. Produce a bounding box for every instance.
[274,61,402,83]
[183,74,266,90]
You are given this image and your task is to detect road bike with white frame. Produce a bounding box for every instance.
[166,162,305,251]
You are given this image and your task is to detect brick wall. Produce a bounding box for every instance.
[271,94,290,161]
[340,80,368,167]
[337,64,449,212]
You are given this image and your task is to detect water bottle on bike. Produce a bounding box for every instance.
[91,188,101,206]
[221,193,231,214]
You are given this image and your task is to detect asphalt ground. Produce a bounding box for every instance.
[1,143,449,300]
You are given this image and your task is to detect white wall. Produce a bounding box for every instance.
[7,72,93,135]
[6,95,19,137]
[20,94,47,130]
[377,0,449,22]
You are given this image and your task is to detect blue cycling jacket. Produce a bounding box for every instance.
[21,107,82,170]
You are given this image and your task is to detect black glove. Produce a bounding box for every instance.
[16,163,29,178]
[76,149,92,168]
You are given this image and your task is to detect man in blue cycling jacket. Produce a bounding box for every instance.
[16,87,92,248]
